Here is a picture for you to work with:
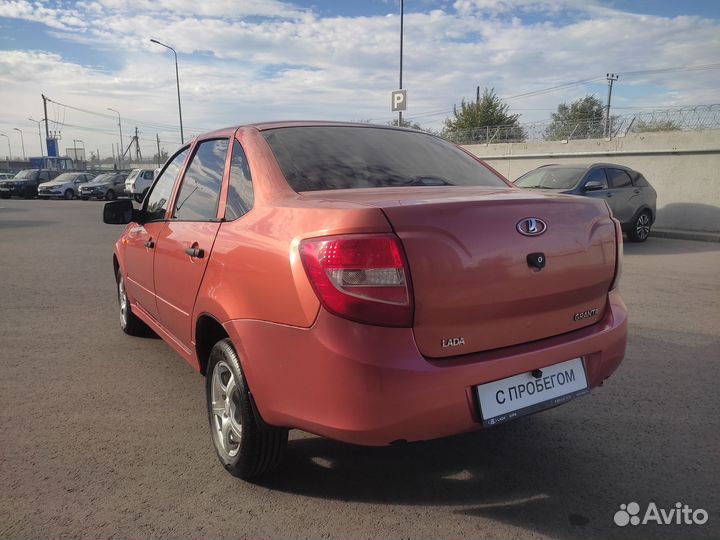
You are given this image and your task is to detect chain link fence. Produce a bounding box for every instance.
[444,104,720,145]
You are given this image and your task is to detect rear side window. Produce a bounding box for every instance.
[225,140,254,220]
[585,168,608,189]
[145,148,189,221]
[263,126,507,192]
[607,168,632,189]
[173,139,229,221]
[630,172,649,187]
[143,170,154,180]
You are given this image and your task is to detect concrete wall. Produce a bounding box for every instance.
[462,130,720,233]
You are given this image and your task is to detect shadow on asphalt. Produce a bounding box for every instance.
[625,236,720,255]
[255,418,637,539]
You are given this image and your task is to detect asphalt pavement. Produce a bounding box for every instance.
[1,199,718,539]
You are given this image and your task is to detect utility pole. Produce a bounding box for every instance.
[134,127,142,161]
[398,0,404,127]
[41,94,49,141]
[605,73,619,138]
[13,128,26,160]
[476,85,480,104]
[111,144,116,169]
[156,134,161,167]
[107,108,124,169]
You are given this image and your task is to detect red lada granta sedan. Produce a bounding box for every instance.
[104,122,627,479]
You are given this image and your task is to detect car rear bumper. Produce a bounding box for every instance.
[224,290,627,446]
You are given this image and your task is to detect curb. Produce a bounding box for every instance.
[650,229,720,243]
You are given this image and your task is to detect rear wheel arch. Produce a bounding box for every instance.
[112,254,120,281]
[195,314,230,376]
[626,204,654,228]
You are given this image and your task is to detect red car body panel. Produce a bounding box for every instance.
[113,121,628,445]
[224,290,626,445]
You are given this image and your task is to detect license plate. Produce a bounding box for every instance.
[476,357,588,427]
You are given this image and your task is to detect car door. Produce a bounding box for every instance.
[33,171,49,195]
[153,138,230,348]
[605,168,637,223]
[123,147,189,319]
[578,167,611,207]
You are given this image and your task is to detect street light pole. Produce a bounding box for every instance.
[150,38,184,143]
[107,108,124,169]
[13,128,26,160]
[399,0,404,127]
[29,117,45,156]
[0,134,12,160]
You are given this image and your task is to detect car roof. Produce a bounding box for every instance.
[194,121,424,141]
[538,162,633,171]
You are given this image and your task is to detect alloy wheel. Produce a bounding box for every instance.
[636,213,651,241]
[210,361,243,459]
[118,275,128,328]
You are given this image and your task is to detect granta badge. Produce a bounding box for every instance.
[574,308,599,321]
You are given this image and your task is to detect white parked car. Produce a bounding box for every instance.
[38,172,95,200]
[124,168,155,202]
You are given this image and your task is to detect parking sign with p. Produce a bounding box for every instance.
[391,90,407,112]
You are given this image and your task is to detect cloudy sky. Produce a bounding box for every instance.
[0,0,719,159]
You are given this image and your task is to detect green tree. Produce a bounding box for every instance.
[443,88,524,143]
[153,148,169,164]
[545,95,606,140]
[633,119,681,133]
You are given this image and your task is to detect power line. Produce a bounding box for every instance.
[44,97,212,133]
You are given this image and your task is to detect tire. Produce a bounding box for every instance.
[116,268,151,336]
[105,189,116,201]
[81,197,89,201]
[627,210,652,242]
[0,194,10,199]
[206,338,288,479]
[63,189,74,200]
[133,193,144,203]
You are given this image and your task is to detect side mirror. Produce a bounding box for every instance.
[584,181,605,192]
[103,199,138,224]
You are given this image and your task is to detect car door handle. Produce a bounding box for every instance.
[144,240,155,248]
[605,193,612,197]
[185,247,205,258]
[634,189,641,193]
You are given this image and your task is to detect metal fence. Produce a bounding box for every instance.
[444,104,720,145]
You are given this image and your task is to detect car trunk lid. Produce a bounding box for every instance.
[301,187,617,357]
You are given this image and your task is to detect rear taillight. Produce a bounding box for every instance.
[299,234,414,327]
[610,219,623,290]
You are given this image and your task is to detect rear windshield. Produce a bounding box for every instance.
[262,126,508,192]
[514,167,585,189]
